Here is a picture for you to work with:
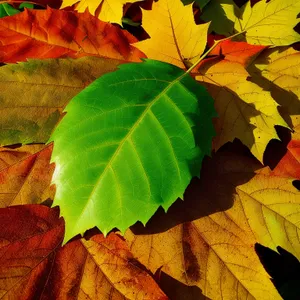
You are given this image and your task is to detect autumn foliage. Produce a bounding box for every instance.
[0,0,299,299]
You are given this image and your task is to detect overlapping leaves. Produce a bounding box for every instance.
[48,59,216,242]
[0,0,300,299]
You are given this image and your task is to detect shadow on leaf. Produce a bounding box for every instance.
[131,141,261,235]
[155,269,210,300]
[255,243,300,300]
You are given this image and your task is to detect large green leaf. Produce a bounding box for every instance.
[49,59,216,242]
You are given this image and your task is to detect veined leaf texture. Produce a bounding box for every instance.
[0,0,299,298]
[49,59,216,242]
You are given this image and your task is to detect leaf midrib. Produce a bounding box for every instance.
[74,71,188,225]
[241,1,297,32]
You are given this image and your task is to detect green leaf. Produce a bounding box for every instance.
[48,59,216,243]
[234,0,300,46]
[0,3,20,17]
[181,0,211,9]
[200,0,240,35]
[19,2,34,9]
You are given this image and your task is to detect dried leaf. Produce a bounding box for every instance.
[0,7,145,63]
[0,205,64,299]
[0,56,122,146]
[195,58,288,162]
[41,233,168,300]
[125,148,300,299]
[0,205,167,300]
[0,144,54,207]
[248,47,300,128]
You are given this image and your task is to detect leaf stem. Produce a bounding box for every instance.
[186,31,246,74]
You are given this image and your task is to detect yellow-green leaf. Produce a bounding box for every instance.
[201,0,240,36]
[248,47,300,128]
[0,57,121,146]
[234,0,300,46]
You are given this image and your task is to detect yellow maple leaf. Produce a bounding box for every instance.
[125,148,300,299]
[134,0,209,69]
[248,47,300,128]
[195,59,288,162]
[61,0,142,25]
[234,0,300,46]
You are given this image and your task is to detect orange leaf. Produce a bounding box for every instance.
[271,124,300,179]
[125,145,299,299]
[209,39,267,67]
[0,144,55,207]
[41,233,168,299]
[0,7,145,63]
[0,205,167,299]
[0,205,64,299]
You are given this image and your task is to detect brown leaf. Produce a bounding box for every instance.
[41,233,168,299]
[0,205,168,300]
[124,145,297,299]
[0,205,64,299]
[0,144,54,207]
[0,56,123,146]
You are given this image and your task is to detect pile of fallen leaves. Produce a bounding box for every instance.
[0,0,299,299]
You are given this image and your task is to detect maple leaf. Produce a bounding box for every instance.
[0,56,122,146]
[234,0,300,46]
[195,58,288,162]
[125,145,300,299]
[200,0,240,36]
[248,47,300,128]
[0,144,54,207]
[182,0,211,9]
[48,59,216,243]
[61,0,143,25]
[133,0,209,69]
[0,7,145,63]
[0,205,167,299]
[208,39,267,67]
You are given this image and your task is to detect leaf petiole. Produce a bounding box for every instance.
[186,31,246,74]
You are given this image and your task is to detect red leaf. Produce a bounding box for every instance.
[0,7,145,63]
[209,39,267,67]
[271,125,300,179]
[0,205,64,298]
